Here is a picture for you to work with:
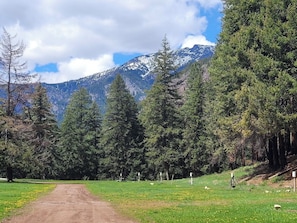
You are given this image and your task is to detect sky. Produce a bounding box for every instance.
[0,0,222,84]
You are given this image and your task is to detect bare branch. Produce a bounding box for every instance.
[0,27,34,116]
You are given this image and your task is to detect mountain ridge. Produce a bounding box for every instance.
[43,44,215,122]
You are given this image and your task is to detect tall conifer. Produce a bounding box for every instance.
[100,74,144,180]
[181,63,209,175]
[139,37,183,180]
[208,0,297,170]
[29,83,60,178]
[59,88,101,179]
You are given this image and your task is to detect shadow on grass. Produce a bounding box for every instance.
[0,178,58,184]
[1,178,86,185]
[241,155,297,183]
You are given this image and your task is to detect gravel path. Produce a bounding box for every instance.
[2,184,137,223]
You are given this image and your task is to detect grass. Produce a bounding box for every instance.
[86,166,297,223]
[0,180,55,220]
[1,165,297,222]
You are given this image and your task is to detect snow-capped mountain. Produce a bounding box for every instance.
[43,44,215,122]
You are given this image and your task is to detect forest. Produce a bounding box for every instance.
[0,0,297,180]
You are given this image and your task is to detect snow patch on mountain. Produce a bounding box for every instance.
[90,67,118,80]
[123,76,145,97]
[44,44,215,122]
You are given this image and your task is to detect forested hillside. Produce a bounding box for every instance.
[1,0,297,180]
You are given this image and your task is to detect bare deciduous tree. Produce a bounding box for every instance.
[0,27,35,116]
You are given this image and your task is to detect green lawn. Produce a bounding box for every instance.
[86,166,297,223]
[1,166,297,223]
[0,180,55,220]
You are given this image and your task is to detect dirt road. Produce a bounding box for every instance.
[2,184,137,223]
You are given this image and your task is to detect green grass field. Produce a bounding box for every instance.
[0,180,55,220]
[86,166,297,223]
[1,166,297,222]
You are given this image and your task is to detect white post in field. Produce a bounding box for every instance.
[190,172,193,185]
[292,171,296,192]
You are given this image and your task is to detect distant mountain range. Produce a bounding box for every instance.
[43,44,215,122]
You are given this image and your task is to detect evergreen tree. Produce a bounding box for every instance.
[28,83,60,178]
[181,63,209,175]
[0,28,35,178]
[100,74,144,180]
[0,115,33,179]
[139,37,183,180]
[59,88,102,179]
[208,0,297,170]
[83,101,102,178]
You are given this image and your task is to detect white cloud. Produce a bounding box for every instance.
[1,0,222,83]
[37,55,115,84]
[195,0,222,9]
[181,35,216,48]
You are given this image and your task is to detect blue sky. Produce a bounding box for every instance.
[200,8,222,43]
[1,0,222,83]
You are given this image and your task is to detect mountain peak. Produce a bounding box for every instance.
[44,44,215,122]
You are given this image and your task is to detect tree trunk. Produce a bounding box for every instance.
[290,132,297,154]
[251,146,255,163]
[267,136,279,170]
[266,137,273,168]
[284,132,290,156]
[6,165,13,182]
[278,134,287,170]
[241,147,245,166]
[165,171,169,181]
[6,64,12,116]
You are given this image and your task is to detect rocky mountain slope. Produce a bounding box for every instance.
[43,44,215,122]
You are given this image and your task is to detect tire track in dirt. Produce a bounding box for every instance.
[2,184,137,223]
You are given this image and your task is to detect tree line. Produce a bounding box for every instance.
[1,0,297,180]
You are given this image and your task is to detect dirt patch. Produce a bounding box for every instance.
[239,156,297,188]
[2,184,137,223]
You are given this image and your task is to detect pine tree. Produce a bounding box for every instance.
[181,63,209,175]
[100,74,144,180]
[208,0,297,170]
[29,83,60,178]
[83,101,102,178]
[0,28,35,178]
[59,88,102,179]
[0,114,34,179]
[139,37,183,180]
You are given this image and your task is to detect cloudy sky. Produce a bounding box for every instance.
[1,0,222,84]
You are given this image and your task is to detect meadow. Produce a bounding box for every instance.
[1,166,297,222]
[86,166,297,223]
[0,181,55,220]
